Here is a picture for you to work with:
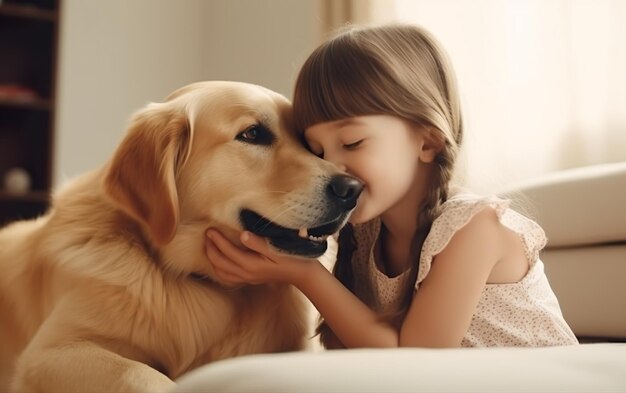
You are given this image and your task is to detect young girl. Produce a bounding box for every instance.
[205,24,578,348]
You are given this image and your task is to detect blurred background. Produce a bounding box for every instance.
[1,0,625,223]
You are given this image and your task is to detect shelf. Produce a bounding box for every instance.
[0,96,52,111]
[0,190,50,203]
[0,0,58,226]
[0,3,57,22]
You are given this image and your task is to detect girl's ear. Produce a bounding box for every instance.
[417,127,445,163]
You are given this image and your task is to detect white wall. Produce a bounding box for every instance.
[54,0,320,185]
[199,0,322,98]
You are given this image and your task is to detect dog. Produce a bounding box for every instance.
[0,81,362,392]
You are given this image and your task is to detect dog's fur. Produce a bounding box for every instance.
[0,81,355,392]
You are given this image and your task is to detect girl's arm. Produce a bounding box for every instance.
[206,231,400,347]
[399,208,508,347]
[206,207,512,348]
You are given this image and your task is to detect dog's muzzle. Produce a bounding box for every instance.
[240,174,363,258]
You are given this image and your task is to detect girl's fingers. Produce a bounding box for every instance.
[213,269,247,285]
[206,237,246,278]
[240,231,273,255]
[205,229,286,284]
[207,230,258,266]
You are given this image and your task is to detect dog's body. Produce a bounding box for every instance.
[0,82,360,392]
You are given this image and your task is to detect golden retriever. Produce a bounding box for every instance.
[0,81,362,392]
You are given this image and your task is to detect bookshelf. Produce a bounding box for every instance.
[0,0,60,225]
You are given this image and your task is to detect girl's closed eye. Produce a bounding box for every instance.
[343,140,364,150]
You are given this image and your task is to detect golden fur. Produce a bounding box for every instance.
[0,81,352,392]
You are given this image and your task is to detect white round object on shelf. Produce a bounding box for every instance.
[3,167,32,194]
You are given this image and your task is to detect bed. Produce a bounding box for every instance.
[171,162,626,392]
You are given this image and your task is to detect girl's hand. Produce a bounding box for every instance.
[205,229,312,286]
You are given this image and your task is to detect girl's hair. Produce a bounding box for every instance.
[293,23,464,348]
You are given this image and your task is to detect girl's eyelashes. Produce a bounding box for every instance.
[343,140,363,150]
[305,138,363,158]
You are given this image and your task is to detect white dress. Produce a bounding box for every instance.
[351,193,578,347]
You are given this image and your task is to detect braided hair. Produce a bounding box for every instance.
[293,24,464,348]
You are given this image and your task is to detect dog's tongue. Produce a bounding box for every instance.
[298,227,308,239]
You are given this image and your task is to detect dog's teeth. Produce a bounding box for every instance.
[298,227,328,243]
[307,234,328,243]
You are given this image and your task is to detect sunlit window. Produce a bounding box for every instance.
[387,0,626,193]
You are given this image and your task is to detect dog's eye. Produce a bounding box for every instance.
[236,124,274,146]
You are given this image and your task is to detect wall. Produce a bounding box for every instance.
[54,0,320,185]
[199,0,322,98]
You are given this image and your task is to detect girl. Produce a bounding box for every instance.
[205,24,578,348]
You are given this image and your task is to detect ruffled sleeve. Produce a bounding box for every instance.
[415,194,547,288]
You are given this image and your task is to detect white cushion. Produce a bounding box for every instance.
[172,344,626,393]
[500,161,626,248]
[542,245,626,339]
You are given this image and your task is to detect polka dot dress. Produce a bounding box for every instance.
[350,193,578,347]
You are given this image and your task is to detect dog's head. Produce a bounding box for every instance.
[103,81,361,275]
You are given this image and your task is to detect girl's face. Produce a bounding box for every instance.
[304,115,436,224]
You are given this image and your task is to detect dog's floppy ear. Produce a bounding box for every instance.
[103,103,192,246]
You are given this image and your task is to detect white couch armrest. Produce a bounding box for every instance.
[501,162,626,248]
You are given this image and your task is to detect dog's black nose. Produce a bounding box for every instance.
[327,175,363,210]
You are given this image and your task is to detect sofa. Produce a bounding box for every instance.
[504,162,626,341]
[171,162,626,393]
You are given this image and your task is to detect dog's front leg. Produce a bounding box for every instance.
[13,341,174,393]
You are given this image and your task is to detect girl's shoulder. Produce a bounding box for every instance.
[415,192,547,286]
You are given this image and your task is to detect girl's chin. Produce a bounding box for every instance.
[348,208,374,225]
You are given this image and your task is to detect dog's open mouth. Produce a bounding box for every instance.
[240,209,345,258]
